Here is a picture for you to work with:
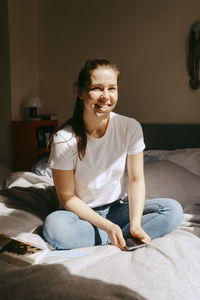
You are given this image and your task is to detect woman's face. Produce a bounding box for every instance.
[80,67,118,119]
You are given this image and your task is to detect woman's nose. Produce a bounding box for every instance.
[100,90,109,101]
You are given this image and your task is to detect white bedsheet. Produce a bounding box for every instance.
[0,149,200,299]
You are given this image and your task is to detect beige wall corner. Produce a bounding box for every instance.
[8,0,39,121]
[0,0,12,168]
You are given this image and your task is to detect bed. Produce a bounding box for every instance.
[0,124,200,300]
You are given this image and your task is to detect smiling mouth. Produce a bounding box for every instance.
[95,104,110,110]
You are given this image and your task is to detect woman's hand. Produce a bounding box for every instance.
[130,224,151,244]
[106,222,126,250]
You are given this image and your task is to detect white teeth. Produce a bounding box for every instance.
[96,104,108,108]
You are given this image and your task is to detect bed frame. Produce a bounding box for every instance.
[141,123,200,150]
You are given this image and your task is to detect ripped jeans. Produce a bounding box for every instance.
[43,198,183,250]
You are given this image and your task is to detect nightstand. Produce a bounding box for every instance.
[12,120,58,171]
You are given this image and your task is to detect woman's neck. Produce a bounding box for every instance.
[84,114,110,138]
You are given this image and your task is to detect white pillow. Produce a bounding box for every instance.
[144,160,200,209]
[145,148,200,176]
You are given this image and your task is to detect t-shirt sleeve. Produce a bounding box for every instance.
[48,131,76,170]
[127,119,145,155]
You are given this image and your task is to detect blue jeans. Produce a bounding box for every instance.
[43,198,183,250]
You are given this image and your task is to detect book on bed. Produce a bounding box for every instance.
[0,234,48,267]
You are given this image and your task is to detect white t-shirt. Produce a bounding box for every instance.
[48,112,145,208]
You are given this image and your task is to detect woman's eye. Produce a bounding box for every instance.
[92,87,101,91]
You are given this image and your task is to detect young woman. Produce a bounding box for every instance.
[43,58,183,250]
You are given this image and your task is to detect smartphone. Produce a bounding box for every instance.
[125,237,146,251]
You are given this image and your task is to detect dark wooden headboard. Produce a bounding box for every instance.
[141,124,200,150]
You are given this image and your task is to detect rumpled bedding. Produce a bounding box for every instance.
[0,149,200,300]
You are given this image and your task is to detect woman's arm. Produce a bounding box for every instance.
[52,169,126,249]
[126,152,151,243]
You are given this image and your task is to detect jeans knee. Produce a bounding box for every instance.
[172,199,183,224]
[167,198,183,218]
[43,210,78,249]
[163,198,183,231]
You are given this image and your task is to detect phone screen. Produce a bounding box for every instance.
[125,237,146,251]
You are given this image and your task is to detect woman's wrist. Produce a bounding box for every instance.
[130,215,142,228]
[100,219,115,233]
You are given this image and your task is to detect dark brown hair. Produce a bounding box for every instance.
[60,58,120,160]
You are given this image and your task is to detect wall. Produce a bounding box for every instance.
[8,0,39,121]
[38,0,200,125]
[0,0,39,168]
[1,0,200,167]
[0,0,12,167]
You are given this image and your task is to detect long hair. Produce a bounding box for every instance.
[59,58,120,160]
